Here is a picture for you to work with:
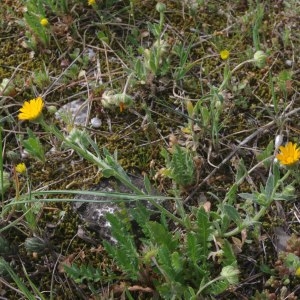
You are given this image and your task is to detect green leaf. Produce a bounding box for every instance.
[157,245,176,281]
[97,31,109,44]
[22,128,45,163]
[223,204,242,226]
[103,148,130,180]
[238,192,258,201]
[222,240,237,266]
[196,207,212,256]
[225,183,237,205]
[24,11,49,46]
[186,233,204,266]
[0,257,37,300]
[171,251,183,273]
[235,159,247,182]
[164,145,196,186]
[101,168,115,178]
[64,263,102,284]
[284,253,300,269]
[210,280,229,295]
[273,162,280,187]
[264,174,274,201]
[256,140,274,167]
[146,221,178,252]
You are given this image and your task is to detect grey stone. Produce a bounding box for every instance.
[73,175,156,243]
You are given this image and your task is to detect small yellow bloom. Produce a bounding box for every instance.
[295,267,300,277]
[40,18,49,27]
[18,97,44,121]
[276,142,300,166]
[220,49,230,60]
[88,0,96,5]
[15,163,27,174]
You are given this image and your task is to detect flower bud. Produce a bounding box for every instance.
[6,150,20,162]
[156,2,166,13]
[24,237,49,253]
[215,100,222,109]
[253,50,267,68]
[47,105,57,114]
[275,134,283,149]
[186,100,194,117]
[257,193,267,205]
[282,185,295,196]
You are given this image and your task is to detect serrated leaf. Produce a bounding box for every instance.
[64,263,102,284]
[196,207,212,256]
[146,221,178,251]
[157,245,176,281]
[210,279,229,295]
[222,240,237,266]
[171,251,182,273]
[130,202,151,230]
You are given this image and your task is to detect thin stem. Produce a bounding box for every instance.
[196,275,222,296]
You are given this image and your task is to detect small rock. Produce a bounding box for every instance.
[90,117,102,128]
[73,175,157,243]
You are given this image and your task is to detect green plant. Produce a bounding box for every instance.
[160,144,196,188]
[22,0,50,48]
[33,69,51,90]
[252,3,264,51]
[134,3,171,79]
[172,41,194,82]
[0,257,47,300]
[64,263,103,284]
[22,128,45,163]
[99,206,239,298]
[0,127,10,199]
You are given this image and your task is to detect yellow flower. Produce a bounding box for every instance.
[276,142,300,166]
[18,97,44,121]
[40,18,49,27]
[88,0,96,5]
[15,163,26,174]
[295,267,300,277]
[220,49,230,60]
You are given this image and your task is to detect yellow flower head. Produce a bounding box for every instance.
[276,142,300,166]
[295,267,300,277]
[220,49,230,60]
[15,163,27,174]
[40,18,49,27]
[88,0,96,5]
[18,97,44,121]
